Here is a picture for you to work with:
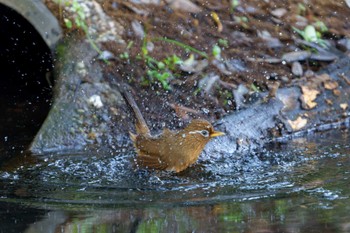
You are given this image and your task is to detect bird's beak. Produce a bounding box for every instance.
[210,131,225,138]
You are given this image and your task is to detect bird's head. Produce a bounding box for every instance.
[181,119,225,145]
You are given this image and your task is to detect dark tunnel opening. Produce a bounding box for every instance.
[0,3,54,159]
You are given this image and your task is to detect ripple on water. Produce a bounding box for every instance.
[0,130,349,207]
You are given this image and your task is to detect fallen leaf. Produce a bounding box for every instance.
[300,86,319,109]
[88,132,97,140]
[169,103,199,120]
[340,103,348,110]
[211,12,223,32]
[325,99,333,105]
[333,89,341,96]
[288,116,308,131]
[315,73,331,82]
[324,80,339,90]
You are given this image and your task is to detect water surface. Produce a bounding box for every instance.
[0,129,349,233]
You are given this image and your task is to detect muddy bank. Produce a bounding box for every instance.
[30,0,350,154]
[30,37,350,155]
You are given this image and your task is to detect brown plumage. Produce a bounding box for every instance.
[122,89,224,173]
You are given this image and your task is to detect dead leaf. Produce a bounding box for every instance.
[325,99,333,105]
[340,103,348,110]
[315,73,331,82]
[324,80,339,90]
[169,103,199,120]
[88,132,97,140]
[211,12,223,32]
[333,89,341,96]
[300,86,319,109]
[288,116,308,131]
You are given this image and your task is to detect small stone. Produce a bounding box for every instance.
[88,95,103,108]
[270,8,287,18]
[291,61,303,77]
[280,76,289,83]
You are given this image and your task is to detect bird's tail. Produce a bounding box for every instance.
[119,84,150,135]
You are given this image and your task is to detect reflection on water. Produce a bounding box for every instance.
[0,129,350,233]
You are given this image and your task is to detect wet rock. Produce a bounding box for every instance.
[180,57,208,73]
[97,50,115,60]
[131,20,145,39]
[337,38,350,51]
[233,84,249,109]
[205,98,284,155]
[131,0,161,4]
[198,73,220,94]
[257,30,283,48]
[225,59,246,72]
[30,40,128,154]
[270,8,287,18]
[282,51,311,62]
[165,0,202,13]
[291,61,303,77]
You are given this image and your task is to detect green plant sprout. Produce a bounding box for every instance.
[297,3,306,15]
[212,44,222,60]
[119,41,134,60]
[138,37,215,90]
[293,25,327,47]
[230,0,240,12]
[138,41,173,90]
[218,38,229,48]
[163,55,183,71]
[233,16,249,29]
[314,20,328,33]
[152,37,208,58]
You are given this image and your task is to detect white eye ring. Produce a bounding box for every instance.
[200,130,209,137]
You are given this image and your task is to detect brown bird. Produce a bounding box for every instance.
[121,89,225,173]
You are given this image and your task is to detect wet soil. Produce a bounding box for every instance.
[46,0,350,131]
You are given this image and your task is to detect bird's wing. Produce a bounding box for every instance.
[135,154,169,170]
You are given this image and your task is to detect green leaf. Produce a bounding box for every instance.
[64,18,72,29]
[212,44,221,59]
[304,25,318,42]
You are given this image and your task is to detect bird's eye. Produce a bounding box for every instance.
[200,130,209,137]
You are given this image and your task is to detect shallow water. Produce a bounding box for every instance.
[0,128,349,233]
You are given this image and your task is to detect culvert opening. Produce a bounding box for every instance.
[0,3,54,156]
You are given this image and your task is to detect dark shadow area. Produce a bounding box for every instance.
[0,202,47,233]
[0,4,53,161]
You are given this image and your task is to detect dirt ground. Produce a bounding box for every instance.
[46,0,350,131]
